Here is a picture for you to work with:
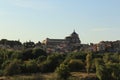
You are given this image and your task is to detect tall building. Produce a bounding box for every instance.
[42,30,81,53]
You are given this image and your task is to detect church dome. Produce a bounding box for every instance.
[71,30,78,37]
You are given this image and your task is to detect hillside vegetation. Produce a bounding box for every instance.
[0,48,120,80]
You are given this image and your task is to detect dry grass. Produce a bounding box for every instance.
[71,72,96,78]
[41,73,56,79]
[0,72,96,80]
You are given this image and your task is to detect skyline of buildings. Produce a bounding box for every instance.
[0,30,119,53]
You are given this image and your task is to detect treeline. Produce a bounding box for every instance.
[0,39,42,49]
[0,48,120,80]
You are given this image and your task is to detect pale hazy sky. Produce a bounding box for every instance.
[0,0,120,43]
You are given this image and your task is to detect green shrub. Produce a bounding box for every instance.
[22,60,38,73]
[32,48,47,59]
[3,59,22,76]
[38,53,65,73]
[68,59,85,72]
[38,60,52,73]
[0,70,3,76]
[55,64,70,80]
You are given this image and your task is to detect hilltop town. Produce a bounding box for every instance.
[0,30,120,53]
[0,31,120,80]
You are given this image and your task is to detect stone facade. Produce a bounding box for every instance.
[86,40,120,53]
[42,30,81,53]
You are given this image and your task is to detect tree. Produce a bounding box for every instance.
[111,64,120,80]
[22,60,38,73]
[67,52,87,61]
[11,51,22,59]
[32,48,47,59]
[36,55,46,63]
[23,41,35,49]
[3,59,22,76]
[96,64,108,80]
[86,53,92,74]
[68,59,85,72]
[103,53,111,63]
[38,60,51,73]
[55,64,70,80]
[21,49,33,60]
[46,53,65,72]
[95,58,110,80]
[38,53,65,73]
[106,63,120,80]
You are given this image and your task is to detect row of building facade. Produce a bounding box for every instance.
[88,40,120,53]
[42,31,120,53]
[0,31,120,53]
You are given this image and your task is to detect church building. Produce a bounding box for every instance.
[42,30,81,53]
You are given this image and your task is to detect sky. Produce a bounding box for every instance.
[0,0,120,43]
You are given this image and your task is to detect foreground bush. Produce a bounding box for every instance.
[3,59,21,76]
[55,64,70,80]
[21,60,38,73]
[68,59,85,72]
[38,53,65,73]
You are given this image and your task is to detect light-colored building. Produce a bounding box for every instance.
[42,30,81,53]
